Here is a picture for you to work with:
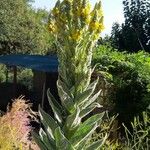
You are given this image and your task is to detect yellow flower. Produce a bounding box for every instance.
[97,23,105,32]
[70,30,82,41]
[52,7,59,16]
[89,21,100,31]
[81,4,91,17]
[48,23,57,33]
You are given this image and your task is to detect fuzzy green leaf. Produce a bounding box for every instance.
[64,106,81,138]
[75,78,99,106]
[76,138,88,150]
[57,78,75,112]
[57,78,73,98]
[54,127,75,150]
[47,89,63,124]
[71,123,97,147]
[39,128,56,149]
[75,89,95,106]
[87,78,99,91]
[32,132,48,150]
[39,106,58,139]
[65,106,81,129]
[70,113,104,147]
[80,102,102,118]
[81,90,101,110]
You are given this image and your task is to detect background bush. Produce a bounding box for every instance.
[0,65,33,89]
[87,108,150,149]
[93,45,150,129]
[0,0,55,55]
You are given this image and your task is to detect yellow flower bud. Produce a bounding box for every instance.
[71,30,82,41]
[48,23,57,33]
[81,4,91,17]
[48,0,104,43]
[97,23,105,33]
[48,24,54,32]
[52,8,59,16]
[89,21,100,31]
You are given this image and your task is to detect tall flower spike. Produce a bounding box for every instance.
[34,1,105,149]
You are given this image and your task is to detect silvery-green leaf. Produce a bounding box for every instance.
[70,113,104,147]
[87,78,99,91]
[76,138,88,150]
[47,89,63,124]
[81,90,101,110]
[39,128,56,149]
[74,78,99,105]
[65,106,81,128]
[86,134,107,150]
[39,106,58,140]
[75,88,95,107]
[54,127,75,150]
[91,64,99,75]
[71,123,97,148]
[74,78,99,106]
[80,102,102,118]
[57,78,73,98]
[57,78,75,112]
[32,132,48,150]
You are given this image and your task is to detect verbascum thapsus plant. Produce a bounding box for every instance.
[33,0,106,150]
[0,97,39,150]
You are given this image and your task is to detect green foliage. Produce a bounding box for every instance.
[0,65,7,82]
[87,109,150,149]
[33,89,105,150]
[111,0,150,52]
[88,115,123,150]
[93,45,150,127]
[0,0,53,54]
[33,0,106,149]
[123,109,150,149]
[0,65,33,90]
[17,68,33,90]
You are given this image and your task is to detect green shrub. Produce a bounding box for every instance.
[86,112,121,149]
[17,68,33,90]
[87,109,150,149]
[93,46,150,128]
[0,65,33,90]
[0,65,7,83]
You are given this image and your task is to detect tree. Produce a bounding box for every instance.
[0,0,53,55]
[111,22,123,50]
[111,0,150,52]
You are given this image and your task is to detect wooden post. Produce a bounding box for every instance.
[13,66,17,97]
[41,81,46,109]
[6,66,9,83]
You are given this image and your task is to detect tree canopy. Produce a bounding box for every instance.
[0,0,53,55]
[111,0,150,52]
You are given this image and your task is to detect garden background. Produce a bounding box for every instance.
[0,0,150,149]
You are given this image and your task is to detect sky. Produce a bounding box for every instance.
[32,0,125,36]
